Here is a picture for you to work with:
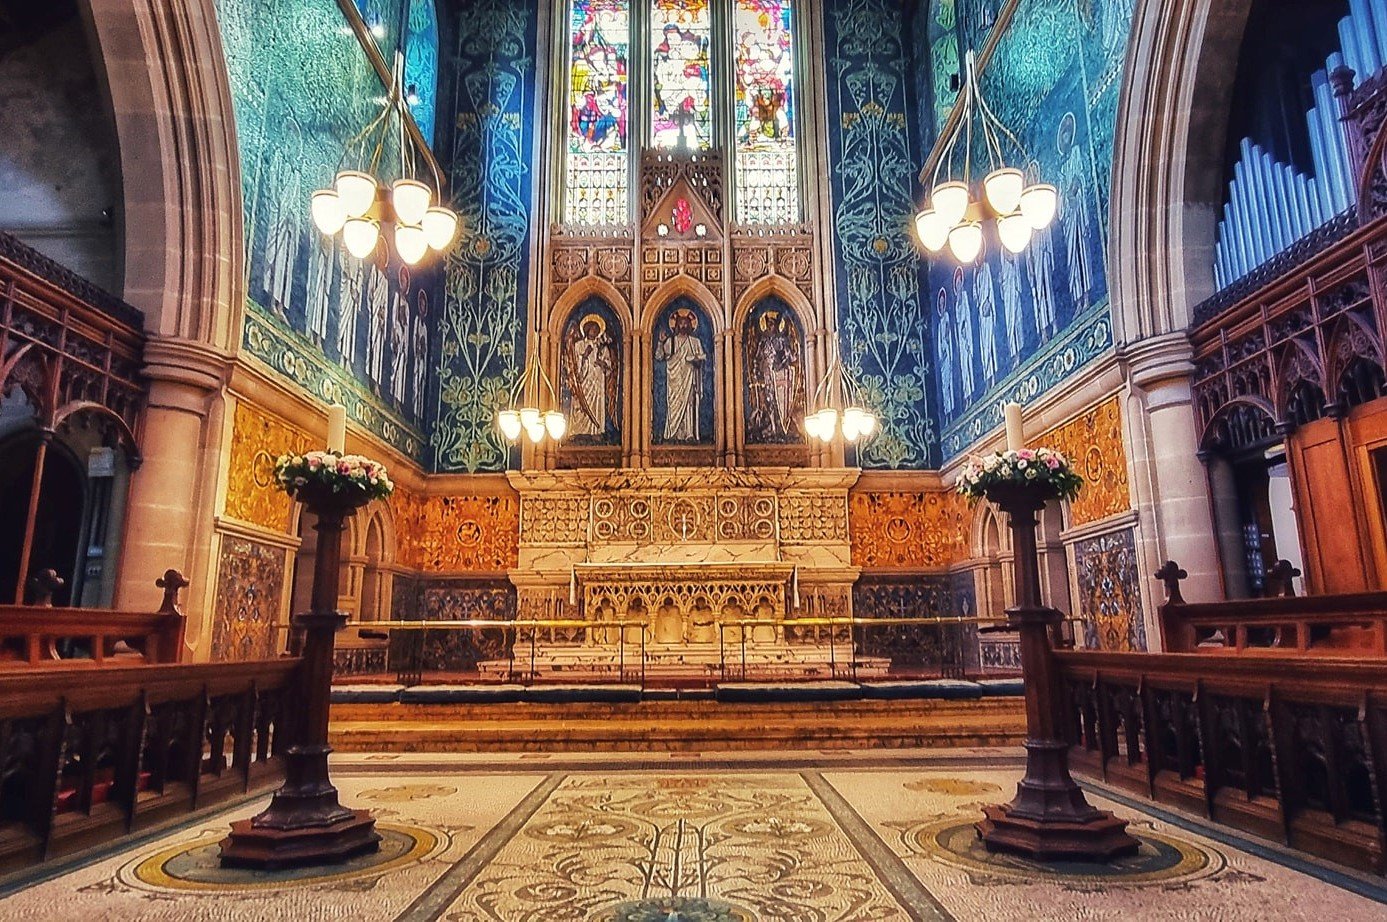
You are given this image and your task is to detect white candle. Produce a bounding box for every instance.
[327,404,346,453]
[1003,401,1024,451]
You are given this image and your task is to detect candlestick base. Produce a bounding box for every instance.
[976,740,1139,861]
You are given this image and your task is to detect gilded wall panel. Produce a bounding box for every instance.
[1041,396,1130,527]
[849,490,970,569]
[224,400,311,534]
[1073,527,1146,652]
[392,487,520,573]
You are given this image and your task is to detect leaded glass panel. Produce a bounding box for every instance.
[567,0,631,226]
[650,0,712,150]
[733,0,798,223]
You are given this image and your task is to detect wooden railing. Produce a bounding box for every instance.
[0,570,189,668]
[0,657,298,872]
[1057,649,1387,874]
[1156,561,1387,657]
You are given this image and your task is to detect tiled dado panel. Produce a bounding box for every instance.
[852,574,979,673]
[211,536,285,661]
[1039,395,1130,527]
[1073,526,1146,652]
[390,576,517,672]
[390,488,520,573]
[224,400,312,534]
[848,490,970,569]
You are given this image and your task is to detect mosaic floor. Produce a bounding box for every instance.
[2,751,1384,921]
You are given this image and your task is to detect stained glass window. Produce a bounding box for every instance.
[733,0,798,223]
[650,0,712,150]
[566,0,631,226]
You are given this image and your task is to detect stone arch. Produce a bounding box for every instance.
[548,276,635,335]
[1109,0,1254,344]
[642,276,725,336]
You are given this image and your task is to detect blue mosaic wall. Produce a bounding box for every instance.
[217,0,439,459]
[825,0,937,469]
[432,0,538,473]
[927,0,1134,458]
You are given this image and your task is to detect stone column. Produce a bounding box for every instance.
[114,339,228,658]
[1124,333,1223,638]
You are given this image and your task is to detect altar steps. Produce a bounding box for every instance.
[328,696,1025,753]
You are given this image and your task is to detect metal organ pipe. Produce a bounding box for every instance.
[1351,0,1384,76]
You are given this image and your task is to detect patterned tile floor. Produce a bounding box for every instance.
[2,750,1384,921]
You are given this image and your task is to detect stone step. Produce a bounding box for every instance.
[328,697,1026,753]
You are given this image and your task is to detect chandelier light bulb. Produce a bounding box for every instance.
[497,409,523,442]
[914,209,949,252]
[816,408,839,442]
[310,189,347,235]
[524,422,545,444]
[997,212,1034,254]
[394,223,429,265]
[983,167,1025,216]
[803,413,821,441]
[1019,183,1059,230]
[342,216,381,259]
[334,170,379,218]
[947,221,984,263]
[543,410,568,440]
[519,407,541,430]
[858,412,878,438]
[931,181,971,228]
[423,207,459,250]
[391,179,433,226]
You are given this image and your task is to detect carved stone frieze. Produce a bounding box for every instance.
[548,238,635,307]
[640,244,724,300]
[731,231,815,305]
[779,491,848,543]
[640,149,724,224]
[578,563,794,645]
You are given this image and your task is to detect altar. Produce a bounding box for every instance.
[493,467,870,680]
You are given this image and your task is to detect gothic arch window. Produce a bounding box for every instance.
[651,297,715,445]
[563,0,801,227]
[560,296,624,445]
[742,296,806,444]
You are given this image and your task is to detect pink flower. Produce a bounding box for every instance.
[1018,449,1036,461]
[1046,457,1060,469]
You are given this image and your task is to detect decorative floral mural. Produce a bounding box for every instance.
[825,0,937,469]
[432,0,537,473]
[216,0,438,461]
[1073,527,1146,651]
[211,537,285,661]
[927,0,1135,459]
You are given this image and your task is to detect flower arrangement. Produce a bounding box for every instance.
[955,447,1084,504]
[273,450,394,503]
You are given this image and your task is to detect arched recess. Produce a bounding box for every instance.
[644,279,723,463]
[357,502,397,623]
[556,293,627,454]
[970,502,1012,621]
[81,0,246,639]
[739,295,809,448]
[1108,0,1256,628]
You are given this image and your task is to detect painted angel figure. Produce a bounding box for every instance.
[563,313,617,440]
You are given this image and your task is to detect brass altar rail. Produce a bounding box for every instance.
[323,615,1051,687]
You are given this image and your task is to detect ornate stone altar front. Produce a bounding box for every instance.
[504,467,861,676]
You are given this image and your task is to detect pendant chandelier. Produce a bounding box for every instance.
[496,342,567,445]
[309,55,458,265]
[803,357,878,444]
[914,50,1057,263]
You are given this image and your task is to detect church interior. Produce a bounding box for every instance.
[4,0,1387,918]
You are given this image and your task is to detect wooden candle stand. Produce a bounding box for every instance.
[974,482,1139,860]
[220,483,380,868]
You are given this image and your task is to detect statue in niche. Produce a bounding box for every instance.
[744,302,806,443]
[654,307,709,443]
[561,306,620,444]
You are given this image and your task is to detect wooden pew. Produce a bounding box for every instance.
[1154,561,1387,657]
[0,569,189,668]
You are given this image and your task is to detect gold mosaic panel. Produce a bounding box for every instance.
[849,490,970,568]
[223,400,311,534]
[1040,395,1130,527]
[392,486,520,573]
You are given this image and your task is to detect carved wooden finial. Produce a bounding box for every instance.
[27,569,64,607]
[156,569,190,615]
[1267,559,1302,598]
[1154,561,1188,605]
